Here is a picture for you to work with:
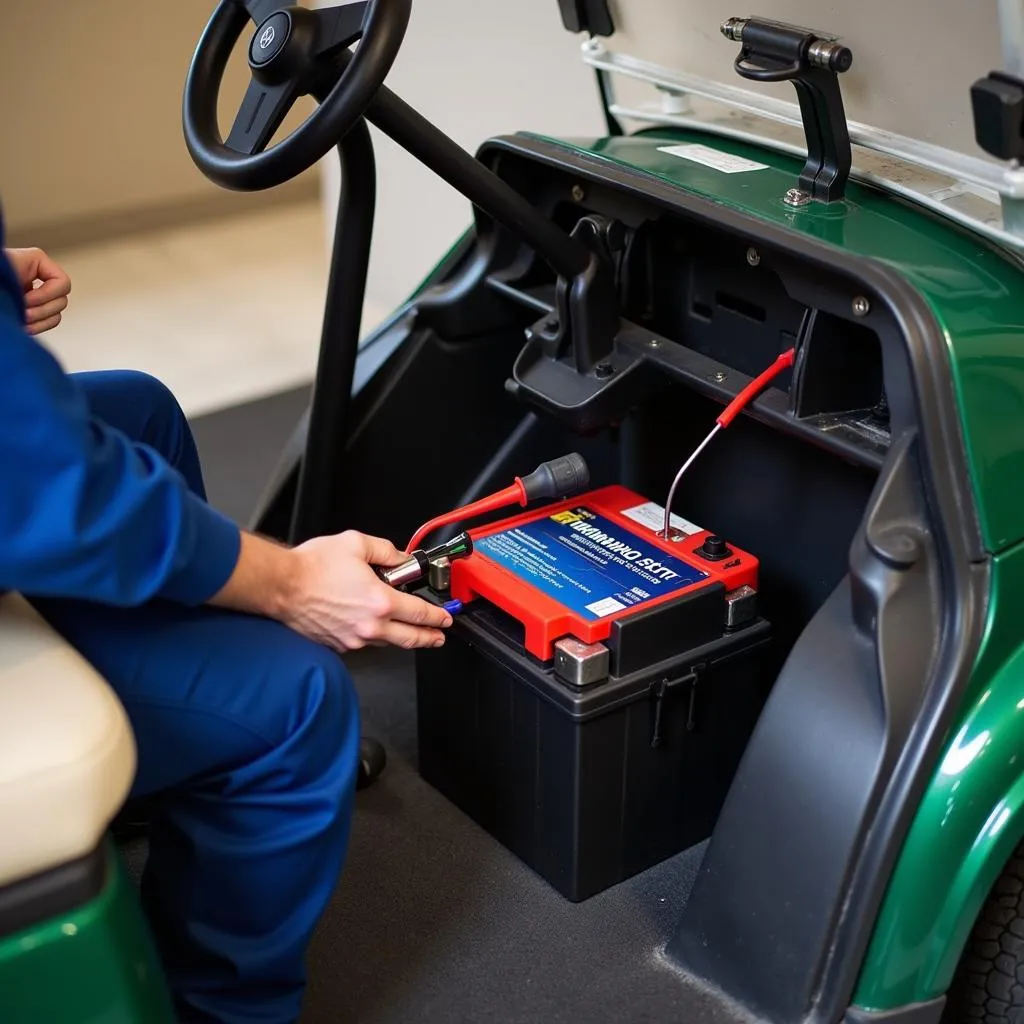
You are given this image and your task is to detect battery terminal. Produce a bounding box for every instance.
[428,555,452,592]
[554,637,610,687]
[725,585,758,628]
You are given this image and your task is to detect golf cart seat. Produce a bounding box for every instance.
[0,592,135,895]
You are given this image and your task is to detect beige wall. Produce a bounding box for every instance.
[0,1,316,245]
[610,0,1004,158]
[3,1,1007,295]
[321,0,606,316]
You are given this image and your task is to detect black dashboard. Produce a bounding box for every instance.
[469,136,897,471]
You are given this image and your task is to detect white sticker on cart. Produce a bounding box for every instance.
[657,144,769,174]
[621,502,704,538]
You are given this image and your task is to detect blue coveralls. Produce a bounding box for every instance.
[0,237,359,1023]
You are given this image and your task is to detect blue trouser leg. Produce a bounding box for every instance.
[32,371,359,1024]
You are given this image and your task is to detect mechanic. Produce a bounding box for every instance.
[0,231,452,1024]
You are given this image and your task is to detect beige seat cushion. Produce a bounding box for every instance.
[0,593,135,889]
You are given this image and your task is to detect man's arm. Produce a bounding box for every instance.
[0,246,449,649]
[212,531,451,651]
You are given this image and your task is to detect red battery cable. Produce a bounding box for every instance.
[662,348,796,538]
[406,482,527,553]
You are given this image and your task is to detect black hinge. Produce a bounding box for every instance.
[557,0,615,38]
[722,17,854,203]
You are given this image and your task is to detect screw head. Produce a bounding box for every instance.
[595,361,614,379]
[746,247,760,267]
[852,296,871,317]
[571,185,586,203]
[648,338,661,348]
[783,188,812,207]
[713,371,727,383]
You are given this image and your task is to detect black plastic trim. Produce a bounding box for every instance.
[845,997,945,1024]
[431,591,771,723]
[0,843,107,941]
[616,323,887,471]
[472,131,988,1024]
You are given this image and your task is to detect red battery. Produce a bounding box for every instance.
[449,485,758,661]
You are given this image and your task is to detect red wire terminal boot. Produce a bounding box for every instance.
[662,348,796,538]
[406,454,590,552]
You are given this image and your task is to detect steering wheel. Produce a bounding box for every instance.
[184,0,410,192]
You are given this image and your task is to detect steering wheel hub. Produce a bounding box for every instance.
[250,11,290,67]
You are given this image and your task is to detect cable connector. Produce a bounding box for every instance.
[379,533,473,589]
[518,453,590,503]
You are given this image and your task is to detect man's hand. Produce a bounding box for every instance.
[212,530,452,653]
[5,247,72,335]
[283,531,452,651]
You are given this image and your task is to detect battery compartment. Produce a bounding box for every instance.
[416,578,772,902]
[415,483,775,902]
[381,140,894,905]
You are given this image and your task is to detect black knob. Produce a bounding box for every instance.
[698,536,732,562]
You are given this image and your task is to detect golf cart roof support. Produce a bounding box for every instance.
[556,0,622,136]
[557,0,614,38]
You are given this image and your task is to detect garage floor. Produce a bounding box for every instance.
[187,388,753,1024]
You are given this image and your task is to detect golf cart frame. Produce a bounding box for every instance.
[4,3,1024,1023]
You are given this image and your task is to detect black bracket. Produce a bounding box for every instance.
[557,0,614,37]
[971,71,1024,160]
[722,17,854,203]
[534,214,624,374]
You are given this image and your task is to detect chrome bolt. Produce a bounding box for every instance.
[852,296,871,317]
[713,371,728,383]
[808,39,853,73]
[746,247,760,267]
[649,338,661,348]
[721,17,747,41]
[783,188,812,207]
[571,184,586,202]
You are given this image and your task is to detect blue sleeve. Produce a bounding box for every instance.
[0,244,241,607]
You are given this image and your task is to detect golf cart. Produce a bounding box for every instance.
[4,2,1024,1022]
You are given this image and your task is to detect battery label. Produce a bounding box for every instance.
[475,506,709,620]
